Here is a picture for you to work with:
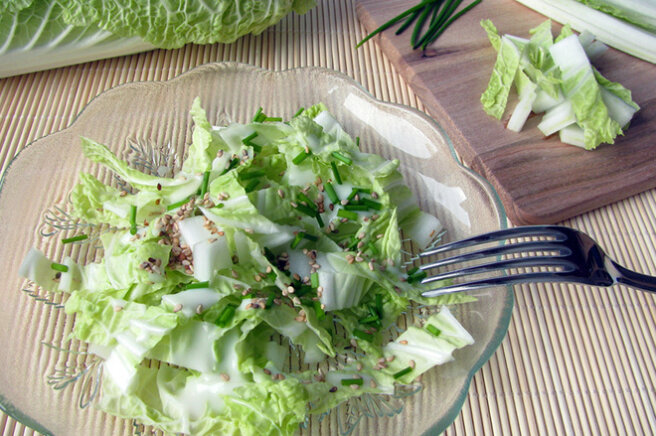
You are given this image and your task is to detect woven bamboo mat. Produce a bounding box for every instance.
[1,1,655,434]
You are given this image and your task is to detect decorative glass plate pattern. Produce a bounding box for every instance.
[0,63,512,435]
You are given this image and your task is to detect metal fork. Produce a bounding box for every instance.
[419,225,656,297]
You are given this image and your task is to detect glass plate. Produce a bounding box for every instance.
[0,63,512,436]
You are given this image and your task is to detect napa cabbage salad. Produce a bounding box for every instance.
[19,100,475,436]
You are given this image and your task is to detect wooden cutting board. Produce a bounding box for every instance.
[355,0,656,225]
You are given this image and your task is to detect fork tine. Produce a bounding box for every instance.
[422,272,570,297]
[421,256,577,284]
[418,240,570,271]
[420,225,567,257]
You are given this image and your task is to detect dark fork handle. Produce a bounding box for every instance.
[608,259,656,293]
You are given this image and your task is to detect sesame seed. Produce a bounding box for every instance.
[114,305,123,312]
[220,373,230,382]
[399,340,408,345]
[356,362,363,371]
[370,379,378,388]
[386,355,396,362]
[287,286,295,294]
[409,359,416,369]
[173,304,183,313]
[329,386,338,393]
[196,304,204,314]
[350,384,360,390]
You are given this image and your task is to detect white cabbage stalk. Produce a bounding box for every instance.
[514,0,656,63]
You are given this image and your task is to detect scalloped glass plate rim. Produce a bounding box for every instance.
[0,61,513,436]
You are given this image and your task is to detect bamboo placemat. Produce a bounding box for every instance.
[1,1,654,434]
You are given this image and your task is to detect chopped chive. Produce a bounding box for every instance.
[199,171,210,197]
[294,203,318,218]
[291,233,304,249]
[315,213,325,228]
[242,132,258,143]
[252,107,266,122]
[393,366,413,379]
[129,205,137,235]
[215,203,225,209]
[216,304,237,327]
[407,267,428,284]
[331,151,353,165]
[265,293,275,309]
[337,209,359,221]
[264,116,283,122]
[362,198,383,210]
[290,232,317,249]
[313,300,326,321]
[50,262,69,273]
[311,272,319,288]
[340,378,364,386]
[62,234,88,244]
[353,328,374,342]
[355,136,360,147]
[292,150,310,165]
[375,294,384,318]
[221,158,240,175]
[344,204,369,211]
[324,183,339,204]
[296,192,316,209]
[244,179,260,193]
[330,162,342,184]
[241,170,265,180]
[426,324,442,337]
[167,196,191,211]
[301,232,319,242]
[263,247,277,263]
[366,241,379,255]
[295,285,313,298]
[241,132,262,152]
[360,314,380,324]
[347,188,359,201]
[184,281,210,290]
[293,107,305,118]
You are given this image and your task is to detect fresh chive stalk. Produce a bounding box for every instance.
[265,293,275,309]
[50,262,69,273]
[129,205,137,235]
[360,314,380,324]
[355,0,435,48]
[357,0,481,52]
[264,116,282,122]
[294,203,319,218]
[393,366,413,379]
[61,234,88,244]
[293,107,305,118]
